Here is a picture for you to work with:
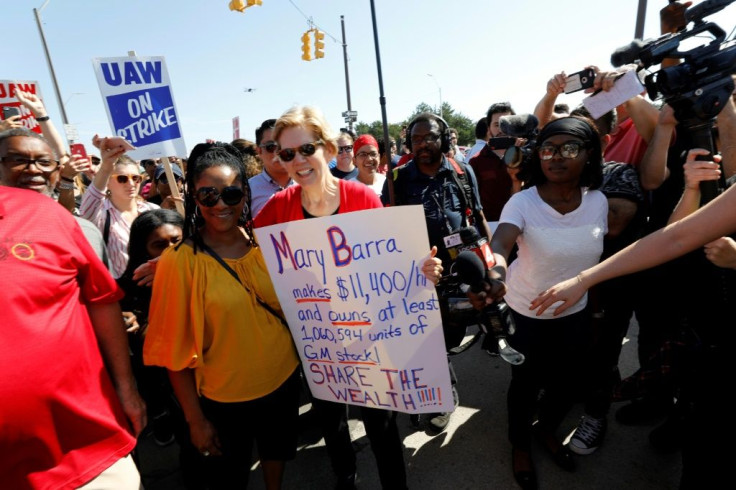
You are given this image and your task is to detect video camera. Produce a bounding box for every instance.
[489,113,539,168]
[611,0,735,123]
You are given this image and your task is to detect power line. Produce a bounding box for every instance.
[287,0,338,42]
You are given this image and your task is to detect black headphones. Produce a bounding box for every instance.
[405,113,452,154]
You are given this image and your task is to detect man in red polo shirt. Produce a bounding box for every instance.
[0,129,145,489]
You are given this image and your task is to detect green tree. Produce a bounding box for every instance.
[354,101,474,146]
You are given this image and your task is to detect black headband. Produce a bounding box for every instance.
[538,117,595,144]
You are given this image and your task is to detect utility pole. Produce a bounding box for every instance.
[634,0,647,39]
[341,15,355,132]
[33,1,68,125]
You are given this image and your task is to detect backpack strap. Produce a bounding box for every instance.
[103,209,111,245]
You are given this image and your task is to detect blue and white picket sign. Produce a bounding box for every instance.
[92,56,187,160]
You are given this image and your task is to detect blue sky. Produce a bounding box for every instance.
[5,0,734,154]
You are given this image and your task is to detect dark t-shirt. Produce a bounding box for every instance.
[467,145,512,221]
[381,156,484,268]
[330,167,359,180]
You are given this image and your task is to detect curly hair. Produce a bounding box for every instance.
[179,142,255,253]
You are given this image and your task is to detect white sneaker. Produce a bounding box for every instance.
[569,415,606,455]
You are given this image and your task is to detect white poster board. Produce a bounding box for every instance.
[0,80,43,134]
[92,56,187,160]
[254,206,453,414]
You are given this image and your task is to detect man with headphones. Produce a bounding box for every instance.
[381,112,493,432]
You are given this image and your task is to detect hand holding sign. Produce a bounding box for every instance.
[15,89,47,119]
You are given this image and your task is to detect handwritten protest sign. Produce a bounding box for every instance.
[0,80,43,134]
[254,206,453,414]
[92,56,186,160]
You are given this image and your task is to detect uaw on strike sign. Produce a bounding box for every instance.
[92,56,186,160]
[0,80,43,134]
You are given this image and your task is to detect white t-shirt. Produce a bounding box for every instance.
[349,173,386,197]
[500,186,608,319]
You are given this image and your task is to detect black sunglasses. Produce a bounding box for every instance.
[277,141,323,162]
[195,186,245,207]
[158,175,183,185]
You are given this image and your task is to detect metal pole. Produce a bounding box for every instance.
[368,0,394,205]
[427,73,443,119]
[634,0,647,39]
[33,5,68,125]
[341,15,354,132]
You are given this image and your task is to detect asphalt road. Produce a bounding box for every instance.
[137,318,681,489]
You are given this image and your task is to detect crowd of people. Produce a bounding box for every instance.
[2,2,736,488]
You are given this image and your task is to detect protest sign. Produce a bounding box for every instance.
[254,206,453,414]
[92,56,186,160]
[0,80,43,134]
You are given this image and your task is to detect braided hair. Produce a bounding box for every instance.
[179,141,256,253]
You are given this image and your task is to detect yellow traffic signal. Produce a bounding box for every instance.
[229,0,245,11]
[301,30,312,61]
[314,30,325,59]
[229,0,261,12]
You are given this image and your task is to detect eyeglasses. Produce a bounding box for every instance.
[0,156,59,172]
[112,174,143,185]
[277,141,323,162]
[538,141,588,161]
[410,133,440,147]
[259,142,279,153]
[195,185,245,207]
[356,151,380,159]
[337,145,353,154]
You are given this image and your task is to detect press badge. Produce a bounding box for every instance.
[444,232,462,249]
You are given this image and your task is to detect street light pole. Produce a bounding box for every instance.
[427,73,443,119]
[33,1,68,125]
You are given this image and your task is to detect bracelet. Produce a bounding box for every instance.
[35,115,50,122]
[57,181,75,190]
[60,176,75,183]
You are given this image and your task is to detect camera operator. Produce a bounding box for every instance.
[467,102,520,221]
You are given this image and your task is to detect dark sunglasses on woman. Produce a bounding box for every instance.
[277,141,322,162]
[195,186,246,207]
[113,174,143,184]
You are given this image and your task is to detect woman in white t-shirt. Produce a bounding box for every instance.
[488,117,607,489]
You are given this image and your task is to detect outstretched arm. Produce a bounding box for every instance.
[531,182,736,316]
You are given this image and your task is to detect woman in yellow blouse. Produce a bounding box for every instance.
[144,143,299,489]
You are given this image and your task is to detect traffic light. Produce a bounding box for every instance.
[229,0,245,11]
[314,30,325,59]
[301,30,312,61]
[229,0,261,12]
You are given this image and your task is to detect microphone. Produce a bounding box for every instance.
[610,39,646,67]
[499,113,539,137]
[454,251,524,365]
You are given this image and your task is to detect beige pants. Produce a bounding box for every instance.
[77,454,142,490]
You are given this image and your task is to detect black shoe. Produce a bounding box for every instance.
[535,430,575,472]
[615,398,669,425]
[335,472,356,490]
[649,415,684,453]
[512,447,537,490]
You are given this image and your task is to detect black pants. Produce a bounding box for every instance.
[312,398,407,490]
[507,308,591,449]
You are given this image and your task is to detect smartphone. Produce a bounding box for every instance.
[564,68,596,94]
[2,106,21,120]
[487,137,517,150]
[70,143,88,160]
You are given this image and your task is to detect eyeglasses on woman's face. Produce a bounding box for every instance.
[277,141,323,162]
[112,173,143,185]
[195,185,245,207]
[537,141,588,161]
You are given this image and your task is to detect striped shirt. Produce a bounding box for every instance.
[79,184,159,278]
